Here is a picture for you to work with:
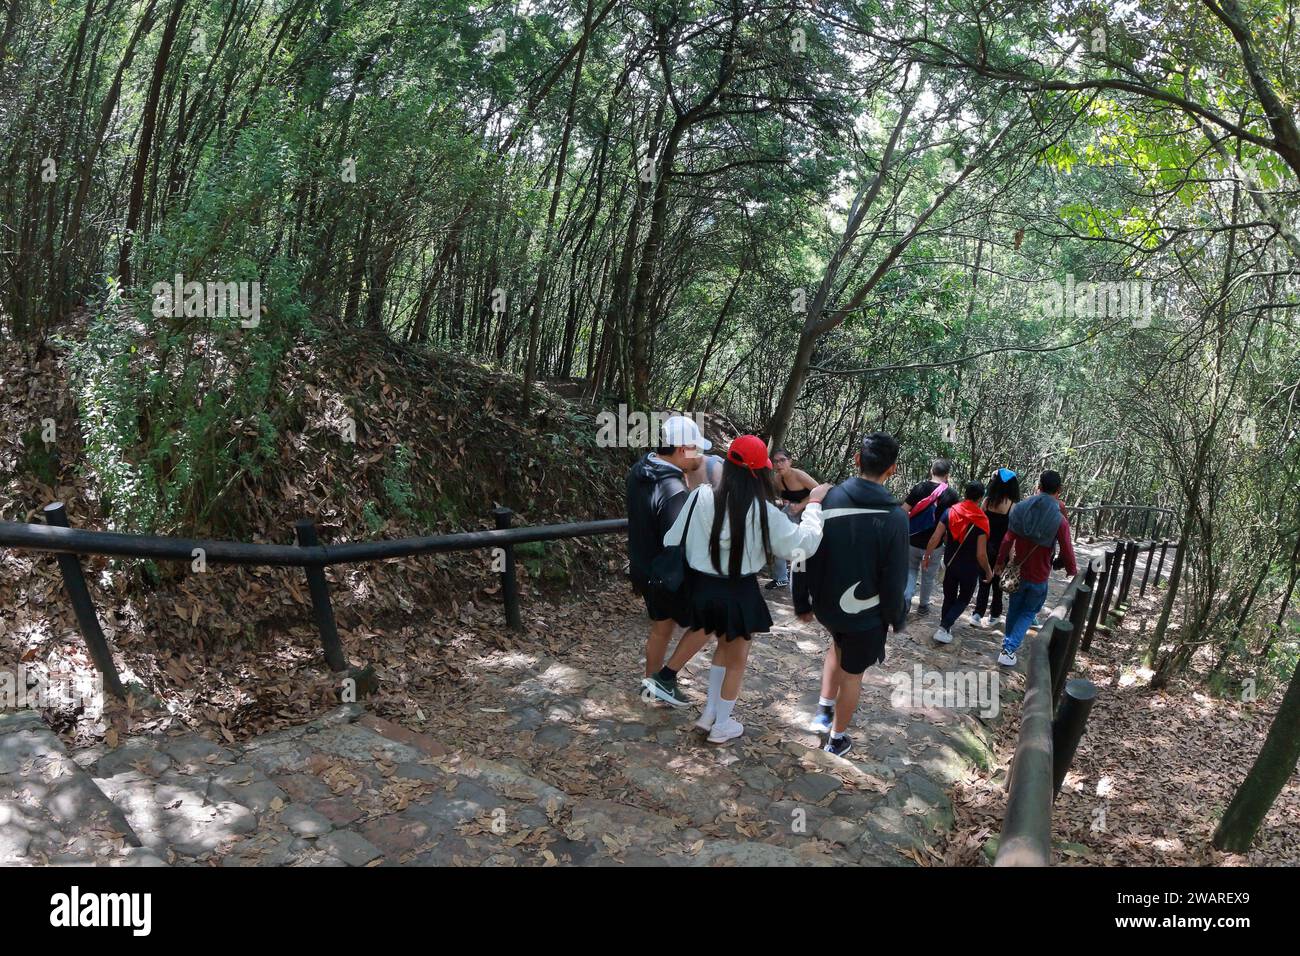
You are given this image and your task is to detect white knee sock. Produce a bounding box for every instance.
[705,665,726,714]
[714,695,737,727]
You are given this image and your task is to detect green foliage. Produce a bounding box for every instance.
[362,500,386,534]
[382,444,418,521]
[63,306,163,533]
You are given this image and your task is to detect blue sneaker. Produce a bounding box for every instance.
[824,734,852,757]
[808,707,833,734]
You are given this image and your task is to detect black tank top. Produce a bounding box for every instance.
[780,482,811,504]
[985,509,1010,553]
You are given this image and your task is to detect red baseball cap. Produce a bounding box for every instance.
[727,435,771,472]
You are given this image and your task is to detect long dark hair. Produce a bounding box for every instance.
[986,470,1021,508]
[709,459,775,579]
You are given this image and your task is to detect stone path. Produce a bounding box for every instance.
[0,710,160,865]
[1,547,1100,867]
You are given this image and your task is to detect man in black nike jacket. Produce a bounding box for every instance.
[793,432,909,757]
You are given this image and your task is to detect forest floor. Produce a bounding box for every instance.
[5,567,1068,866]
[8,527,1297,866]
[945,543,1300,866]
[0,319,634,750]
[5,321,1296,865]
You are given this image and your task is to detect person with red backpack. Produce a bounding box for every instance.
[920,481,994,644]
[901,459,960,618]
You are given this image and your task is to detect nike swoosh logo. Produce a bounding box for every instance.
[820,507,893,521]
[839,582,881,614]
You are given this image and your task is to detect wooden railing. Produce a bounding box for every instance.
[0,502,628,700]
[995,510,1179,866]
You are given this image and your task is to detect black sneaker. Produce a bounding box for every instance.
[765,579,789,590]
[824,734,852,757]
[641,674,691,707]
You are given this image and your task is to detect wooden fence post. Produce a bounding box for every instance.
[1139,541,1156,597]
[1083,549,1115,652]
[1117,540,1139,607]
[294,520,348,673]
[1056,583,1092,707]
[1048,620,1074,713]
[1099,545,1122,631]
[43,503,127,700]
[1154,541,1169,588]
[493,507,524,631]
[1052,678,1099,796]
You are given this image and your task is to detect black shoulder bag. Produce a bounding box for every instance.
[648,491,700,594]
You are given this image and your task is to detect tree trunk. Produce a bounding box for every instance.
[118,0,187,286]
[768,330,819,446]
[521,0,593,414]
[1259,536,1300,661]
[687,261,746,412]
[1212,657,1300,852]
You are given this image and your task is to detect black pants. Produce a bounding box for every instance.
[974,573,1003,619]
[941,567,979,630]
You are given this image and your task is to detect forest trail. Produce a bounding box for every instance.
[1,546,1099,867]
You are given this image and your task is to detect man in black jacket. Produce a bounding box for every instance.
[625,415,709,704]
[793,432,910,757]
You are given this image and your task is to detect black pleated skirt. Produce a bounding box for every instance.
[684,570,773,640]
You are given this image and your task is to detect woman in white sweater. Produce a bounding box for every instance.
[662,435,830,743]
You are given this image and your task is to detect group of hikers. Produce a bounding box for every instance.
[625,416,1078,756]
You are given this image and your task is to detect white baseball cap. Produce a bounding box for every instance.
[660,414,711,450]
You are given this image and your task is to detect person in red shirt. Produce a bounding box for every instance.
[991,470,1077,666]
[920,481,994,645]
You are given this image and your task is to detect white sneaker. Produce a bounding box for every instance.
[707,717,744,744]
[997,650,1018,666]
[933,627,953,644]
[988,616,1004,629]
[694,709,716,732]
[970,613,984,628]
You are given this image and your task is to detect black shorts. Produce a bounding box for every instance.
[832,626,887,675]
[636,581,686,624]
